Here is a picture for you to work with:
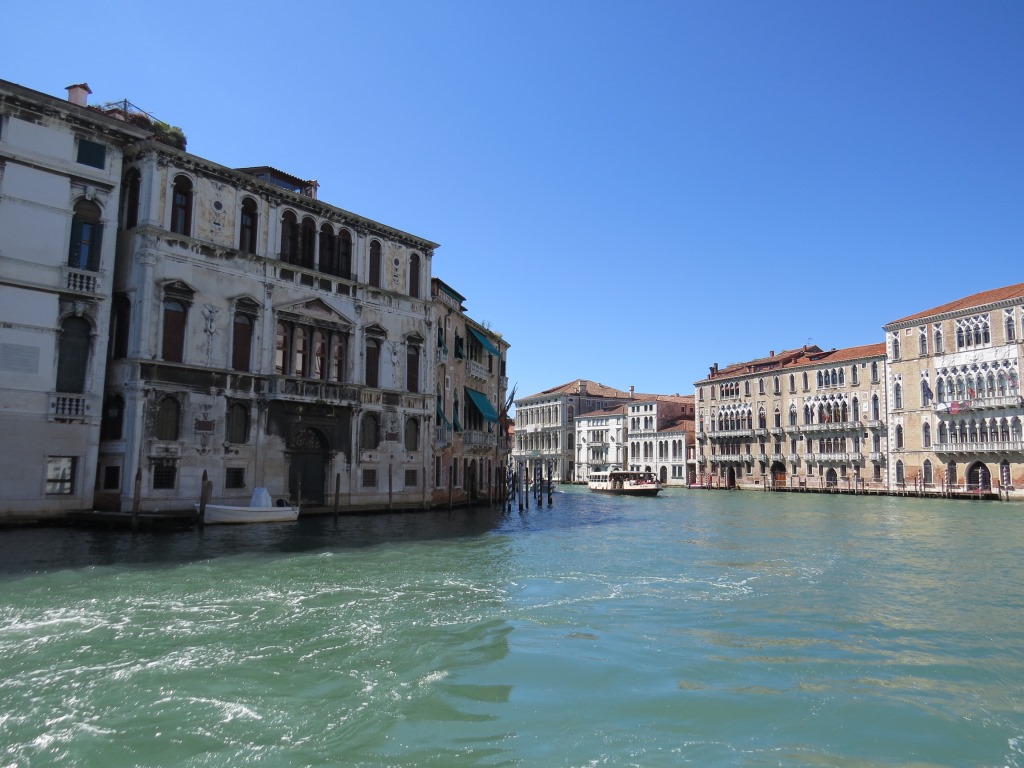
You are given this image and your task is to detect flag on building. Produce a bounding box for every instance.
[923,380,934,401]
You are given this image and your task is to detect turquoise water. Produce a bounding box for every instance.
[1,488,1022,767]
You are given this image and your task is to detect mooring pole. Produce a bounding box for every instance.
[197,469,209,529]
[333,472,341,522]
[132,466,142,533]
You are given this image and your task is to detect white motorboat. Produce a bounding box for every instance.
[588,470,662,497]
[195,487,299,524]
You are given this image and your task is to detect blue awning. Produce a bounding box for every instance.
[465,387,499,423]
[468,327,501,357]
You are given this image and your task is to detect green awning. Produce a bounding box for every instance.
[465,387,499,423]
[436,398,451,428]
[468,327,501,357]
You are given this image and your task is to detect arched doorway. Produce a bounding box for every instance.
[769,461,786,489]
[659,466,668,484]
[966,461,991,492]
[726,467,737,489]
[289,427,328,505]
[825,468,838,488]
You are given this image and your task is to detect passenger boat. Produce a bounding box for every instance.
[588,470,662,497]
[195,487,299,524]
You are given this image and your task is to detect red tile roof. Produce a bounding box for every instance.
[699,342,886,382]
[886,282,1024,326]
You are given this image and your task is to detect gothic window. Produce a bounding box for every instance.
[55,316,90,392]
[409,253,421,298]
[891,335,901,360]
[803,372,809,391]
[871,361,879,382]
[852,397,860,421]
[758,378,764,395]
[774,408,781,428]
[871,394,880,420]
[922,422,931,447]
[817,371,824,388]
[68,199,102,271]
[893,383,903,410]
[851,365,859,385]
[923,460,933,485]
[934,328,943,354]
[155,396,180,440]
[239,198,258,254]
[789,374,796,393]
[170,175,192,236]
[919,331,928,356]
[226,402,249,444]
[896,459,905,484]
[937,378,946,402]
[921,379,932,406]
[369,240,382,288]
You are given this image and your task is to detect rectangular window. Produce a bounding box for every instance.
[102,465,121,491]
[405,469,418,487]
[225,467,246,489]
[152,463,177,489]
[76,139,106,169]
[45,456,76,494]
[362,469,377,488]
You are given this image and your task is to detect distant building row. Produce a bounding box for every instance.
[693,283,1024,498]
[0,79,509,519]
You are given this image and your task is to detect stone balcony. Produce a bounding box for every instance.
[48,393,93,422]
[934,395,1023,413]
[801,420,863,435]
[708,428,754,439]
[932,440,1024,454]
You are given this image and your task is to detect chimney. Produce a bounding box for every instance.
[578,380,585,395]
[629,386,635,399]
[66,83,92,107]
[770,350,775,357]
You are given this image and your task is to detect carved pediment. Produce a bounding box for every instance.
[275,298,354,328]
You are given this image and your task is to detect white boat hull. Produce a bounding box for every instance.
[195,503,299,524]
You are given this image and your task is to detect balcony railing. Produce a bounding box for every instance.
[787,453,801,464]
[62,266,101,295]
[754,428,769,438]
[462,430,496,447]
[866,419,885,429]
[868,452,885,463]
[708,428,754,439]
[801,420,863,434]
[769,427,785,437]
[771,453,786,463]
[933,440,1024,454]
[934,395,1023,413]
[269,377,360,404]
[467,360,489,380]
[435,425,452,447]
[49,393,91,421]
[755,453,768,463]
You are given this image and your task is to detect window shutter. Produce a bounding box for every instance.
[68,218,83,267]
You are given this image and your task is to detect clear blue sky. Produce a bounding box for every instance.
[9,1,1023,403]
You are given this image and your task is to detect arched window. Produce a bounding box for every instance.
[405,418,419,451]
[239,198,258,254]
[923,460,933,485]
[339,229,353,279]
[294,327,309,377]
[155,396,180,440]
[280,211,299,264]
[817,371,824,388]
[406,343,420,393]
[871,394,880,420]
[895,425,904,449]
[870,361,879,382]
[56,317,91,393]
[365,338,381,388]
[409,253,421,298]
[789,374,796,393]
[831,370,839,387]
[934,328,943,354]
[921,379,932,406]
[891,336,900,360]
[937,378,946,402]
[68,199,102,271]
[758,378,765,395]
[802,372,809,391]
[893,383,903,410]
[361,413,380,450]
[170,176,193,236]
[852,397,860,421]
[319,224,335,274]
[369,240,382,288]
[1007,316,1016,342]
[896,459,905,485]
[226,402,249,444]
[300,217,316,269]
[938,421,948,443]
[789,406,798,426]
[232,314,253,372]
[123,168,141,229]
[774,408,781,428]
[919,332,927,356]
[956,327,965,348]
[922,422,931,447]
[162,300,187,363]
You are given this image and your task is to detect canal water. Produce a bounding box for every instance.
[2,488,1022,767]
